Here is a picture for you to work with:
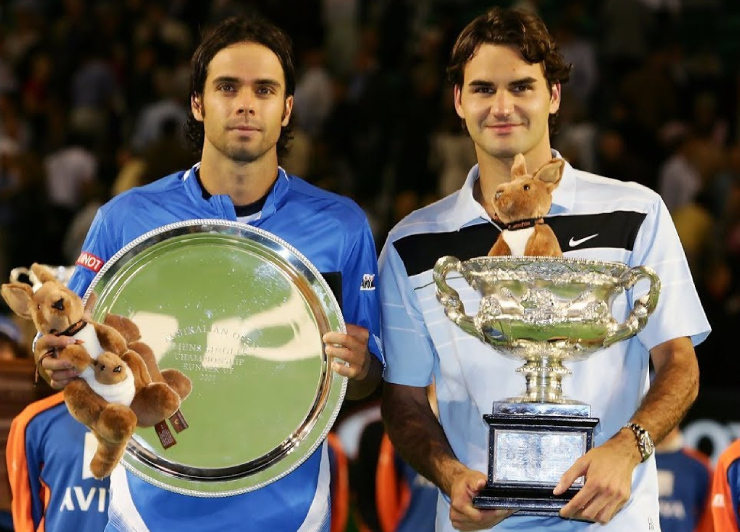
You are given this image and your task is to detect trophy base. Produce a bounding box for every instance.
[476,403,599,515]
[473,484,581,515]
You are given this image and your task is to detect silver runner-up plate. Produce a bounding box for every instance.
[84,219,347,497]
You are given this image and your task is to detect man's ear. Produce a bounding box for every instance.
[282,95,294,127]
[191,95,204,121]
[453,84,465,119]
[549,82,561,115]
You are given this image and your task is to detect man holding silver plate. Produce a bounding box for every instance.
[379,7,710,531]
[37,14,383,532]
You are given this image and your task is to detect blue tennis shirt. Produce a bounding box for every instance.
[67,164,383,532]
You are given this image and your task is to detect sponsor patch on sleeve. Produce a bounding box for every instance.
[360,273,375,291]
[76,251,105,273]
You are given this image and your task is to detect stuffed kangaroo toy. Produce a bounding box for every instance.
[1,263,191,478]
[488,154,564,257]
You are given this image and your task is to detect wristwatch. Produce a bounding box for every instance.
[624,422,655,462]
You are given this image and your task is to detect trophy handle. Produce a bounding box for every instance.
[433,256,483,341]
[603,265,661,347]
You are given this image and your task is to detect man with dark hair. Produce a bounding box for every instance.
[379,7,709,531]
[38,15,383,532]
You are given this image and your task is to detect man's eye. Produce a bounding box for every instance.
[218,84,235,92]
[473,87,494,94]
[512,85,531,93]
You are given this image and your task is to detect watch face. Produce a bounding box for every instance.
[643,434,655,456]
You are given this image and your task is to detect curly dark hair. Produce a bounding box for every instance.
[184,15,295,160]
[446,7,572,132]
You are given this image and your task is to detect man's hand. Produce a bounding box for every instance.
[554,428,642,524]
[449,467,515,531]
[323,323,371,380]
[35,333,82,389]
[323,324,381,400]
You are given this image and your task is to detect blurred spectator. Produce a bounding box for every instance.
[600,0,654,83]
[281,124,313,180]
[68,46,122,144]
[672,189,717,282]
[659,134,702,212]
[7,393,111,532]
[710,438,740,532]
[619,46,679,146]
[2,1,43,68]
[43,131,98,238]
[129,68,190,154]
[139,118,198,186]
[553,17,598,115]
[431,96,477,198]
[62,181,106,264]
[0,35,19,94]
[554,96,598,173]
[376,433,437,532]
[132,1,191,54]
[20,51,53,149]
[655,427,714,532]
[0,324,27,360]
[322,0,360,77]
[596,128,652,188]
[0,93,32,151]
[690,91,728,146]
[293,47,335,140]
[1,150,52,274]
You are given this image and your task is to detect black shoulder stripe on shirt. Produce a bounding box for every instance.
[321,271,343,313]
[393,211,647,277]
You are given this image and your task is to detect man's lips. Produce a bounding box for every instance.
[229,125,261,132]
[486,123,520,132]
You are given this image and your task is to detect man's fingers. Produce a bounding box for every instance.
[553,458,586,495]
[593,498,625,525]
[559,482,595,519]
[48,375,76,390]
[344,323,369,343]
[322,331,362,352]
[36,334,80,353]
[41,355,75,372]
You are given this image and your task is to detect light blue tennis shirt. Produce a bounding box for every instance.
[379,153,710,531]
[67,164,383,532]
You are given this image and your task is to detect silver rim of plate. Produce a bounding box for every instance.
[84,219,347,497]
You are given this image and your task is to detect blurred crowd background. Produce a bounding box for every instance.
[1,0,740,529]
[3,0,738,384]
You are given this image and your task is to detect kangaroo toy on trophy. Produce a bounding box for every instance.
[488,153,564,257]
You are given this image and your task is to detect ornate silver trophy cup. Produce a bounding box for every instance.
[434,256,660,514]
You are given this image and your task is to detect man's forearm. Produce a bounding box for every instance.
[381,382,464,496]
[631,337,699,444]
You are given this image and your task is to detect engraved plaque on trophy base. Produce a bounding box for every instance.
[473,402,599,515]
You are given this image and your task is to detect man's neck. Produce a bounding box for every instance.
[475,145,554,217]
[198,148,280,206]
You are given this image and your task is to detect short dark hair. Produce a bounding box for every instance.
[184,15,295,159]
[447,7,571,131]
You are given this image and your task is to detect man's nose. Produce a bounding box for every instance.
[491,91,513,117]
[236,92,256,115]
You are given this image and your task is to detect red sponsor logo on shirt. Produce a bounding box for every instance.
[76,252,104,273]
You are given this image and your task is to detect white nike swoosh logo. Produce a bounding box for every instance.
[569,234,599,247]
